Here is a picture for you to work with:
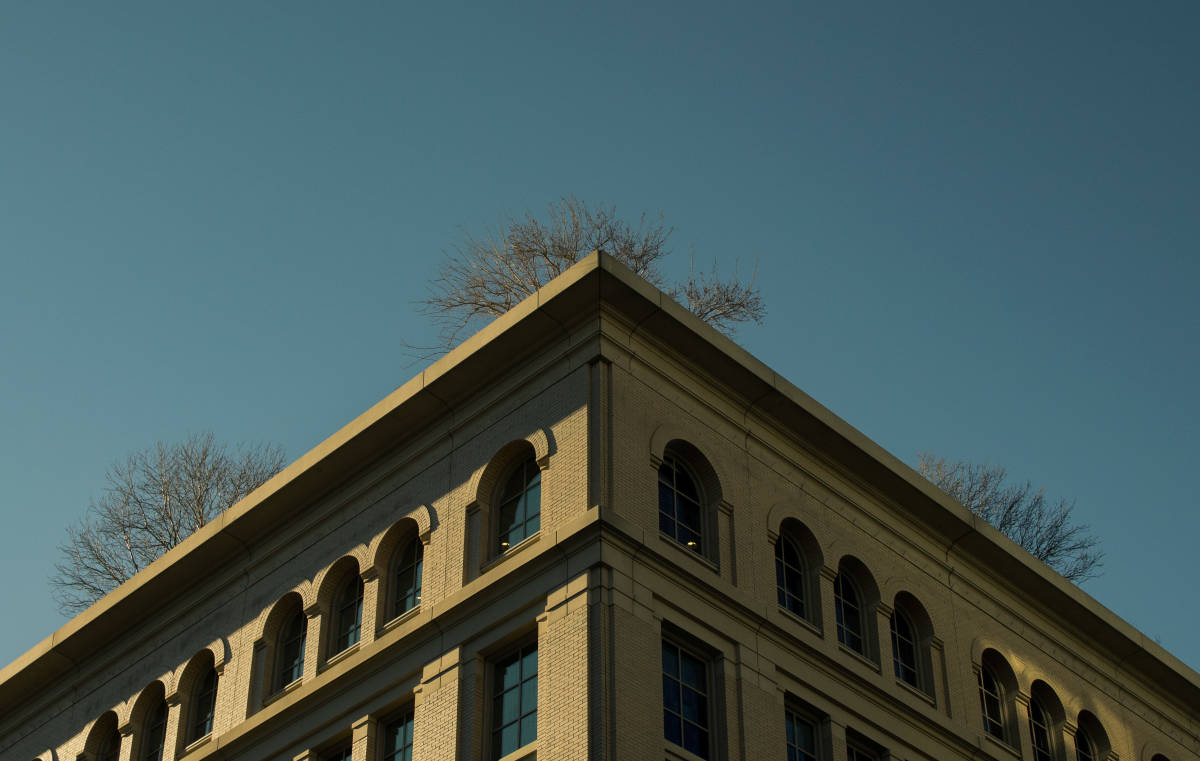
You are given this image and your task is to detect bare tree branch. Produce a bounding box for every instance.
[417,196,764,352]
[50,432,286,614]
[917,453,1103,583]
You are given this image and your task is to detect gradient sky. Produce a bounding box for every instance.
[1,2,1197,673]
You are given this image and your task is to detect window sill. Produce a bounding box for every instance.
[482,532,541,572]
[837,643,880,673]
[380,604,422,635]
[982,731,1021,759]
[263,677,303,707]
[323,641,360,671]
[664,740,711,761]
[776,605,822,637]
[896,676,936,707]
[180,733,212,757]
[496,739,538,761]
[658,532,719,573]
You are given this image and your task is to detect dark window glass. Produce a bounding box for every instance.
[658,456,703,553]
[889,609,919,687]
[322,746,352,761]
[978,666,1005,740]
[847,745,877,761]
[383,707,415,761]
[278,609,307,688]
[1029,698,1053,761]
[333,574,364,654]
[834,573,864,654]
[191,667,218,742]
[496,459,541,554]
[775,536,806,618]
[140,701,168,761]
[492,643,537,759]
[1075,728,1095,761]
[394,538,424,616]
[785,709,817,761]
[662,640,710,759]
[97,726,121,761]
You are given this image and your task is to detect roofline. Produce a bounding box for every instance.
[3,252,1197,711]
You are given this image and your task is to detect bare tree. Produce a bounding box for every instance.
[917,453,1103,582]
[51,432,287,613]
[419,196,765,351]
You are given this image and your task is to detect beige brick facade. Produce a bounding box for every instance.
[1,254,1197,761]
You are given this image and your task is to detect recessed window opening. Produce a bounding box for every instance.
[890,608,919,687]
[140,700,168,761]
[496,458,541,554]
[775,535,807,618]
[492,641,538,759]
[834,573,864,654]
[383,707,416,761]
[333,573,364,653]
[662,639,711,759]
[978,665,1005,740]
[785,708,818,761]
[278,608,306,688]
[658,455,704,553]
[97,726,121,761]
[191,665,218,742]
[1029,698,1053,761]
[1074,727,1096,761]
[394,537,423,616]
[321,745,352,761]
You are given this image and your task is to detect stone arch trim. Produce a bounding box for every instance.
[312,555,364,616]
[81,711,121,759]
[765,500,821,541]
[254,590,307,646]
[368,507,434,572]
[467,433,552,510]
[649,425,733,503]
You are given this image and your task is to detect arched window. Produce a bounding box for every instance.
[191,664,219,742]
[978,665,1005,740]
[1075,711,1111,761]
[775,534,807,618]
[889,608,919,686]
[1029,697,1054,761]
[496,457,541,553]
[834,572,864,654]
[97,722,121,761]
[140,699,168,761]
[277,607,307,689]
[1074,727,1095,761]
[393,537,423,616]
[332,572,364,654]
[658,455,703,553]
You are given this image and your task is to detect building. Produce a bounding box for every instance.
[1,252,1197,761]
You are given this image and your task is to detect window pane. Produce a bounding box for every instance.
[663,675,680,713]
[683,721,709,758]
[680,651,706,690]
[520,711,537,744]
[664,711,682,745]
[662,642,679,677]
[681,688,707,725]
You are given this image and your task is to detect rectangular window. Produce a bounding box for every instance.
[492,642,538,759]
[785,709,818,761]
[322,746,352,761]
[382,707,415,761]
[662,639,710,759]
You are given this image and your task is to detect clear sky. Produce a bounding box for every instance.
[1,3,1197,673]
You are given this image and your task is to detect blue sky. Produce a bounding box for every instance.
[1,3,1197,672]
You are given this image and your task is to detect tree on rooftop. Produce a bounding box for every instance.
[417,196,765,352]
[917,453,1103,583]
[51,432,287,614]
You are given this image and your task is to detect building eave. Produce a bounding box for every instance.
[3,251,1197,713]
